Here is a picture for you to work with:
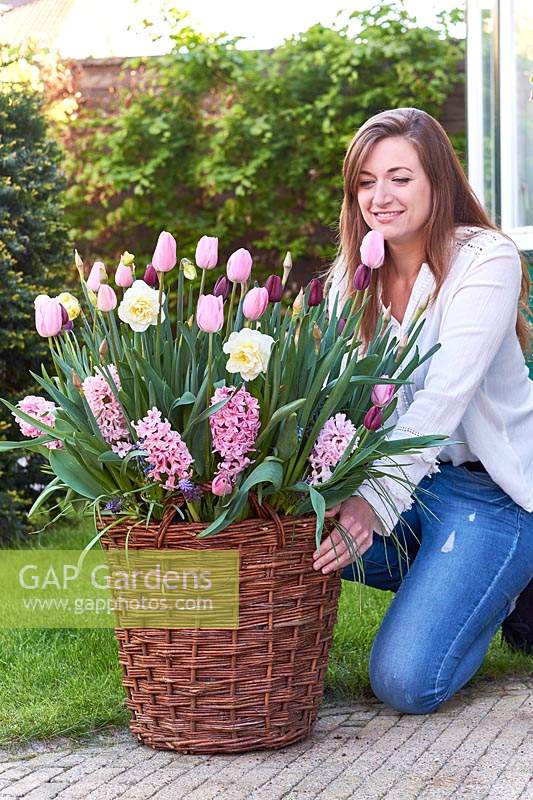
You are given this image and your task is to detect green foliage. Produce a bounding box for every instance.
[0,67,70,542]
[62,3,465,276]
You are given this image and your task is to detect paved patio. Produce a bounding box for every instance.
[0,675,531,800]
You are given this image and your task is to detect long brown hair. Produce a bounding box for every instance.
[325,107,532,356]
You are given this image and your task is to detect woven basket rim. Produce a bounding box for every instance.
[97,510,318,534]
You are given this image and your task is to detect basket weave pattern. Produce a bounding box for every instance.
[99,506,341,754]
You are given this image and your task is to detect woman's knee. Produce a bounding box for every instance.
[368,635,445,715]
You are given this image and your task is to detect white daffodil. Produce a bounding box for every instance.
[118,280,166,332]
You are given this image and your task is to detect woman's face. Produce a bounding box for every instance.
[357,136,432,245]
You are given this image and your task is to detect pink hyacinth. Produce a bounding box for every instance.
[134,407,193,490]
[82,365,131,453]
[14,395,62,449]
[308,413,359,485]
[209,386,260,491]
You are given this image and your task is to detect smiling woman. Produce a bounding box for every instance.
[322,106,533,715]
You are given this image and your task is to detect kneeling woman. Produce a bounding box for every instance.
[315,107,533,715]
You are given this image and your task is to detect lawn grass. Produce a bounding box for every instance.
[0,517,530,744]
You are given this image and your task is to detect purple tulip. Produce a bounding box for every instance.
[243,286,269,321]
[360,230,385,269]
[152,231,177,272]
[364,406,384,431]
[59,304,69,326]
[371,383,395,408]
[337,318,347,335]
[264,274,283,303]
[308,278,324,307]
[213,275,231,300]
[196,294,224,333]
[353,263,371,291]
[227,248,252,283]
[143,263,159,289]
[63,320,74,333]
[195,235,218,270]
[34,295,63,337]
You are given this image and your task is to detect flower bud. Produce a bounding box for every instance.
[394,334,409,363]
[74,249,84,279]
[143,263,159,289]
[282,250,293,286]
[292,287,304,318]
[115,261,134,288]
[196,294,224,333]
[353,263,371,292]
[97,284,117,312]
[34,295,63,337]
[180,258,197,280]
[227,248,252,283]
[360,230,385,269]
[121,250,135,266]
[382,302,392,325]
[371,383,395,408]
[264,274,283,303]
[87,261,106,292]
[195,236,218,270]
[312,323,322,352]
[337,318,347,335]
[364,406,383,431]
[152,231,177,272]
[243,286,269,321]
[211,473,233,497]
[71,369,83,390]
[87,288,97,306]
[99,339,109,358]
[307,278,323,307]
[213,275,230,300]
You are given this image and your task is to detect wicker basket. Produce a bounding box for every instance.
[99,497,341,754]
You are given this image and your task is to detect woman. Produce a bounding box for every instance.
[314,107,533,715]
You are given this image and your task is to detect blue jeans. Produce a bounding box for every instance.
[341,462,533,715]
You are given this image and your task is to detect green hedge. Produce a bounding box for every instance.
[0,78,70,541]
[62,3,465,279]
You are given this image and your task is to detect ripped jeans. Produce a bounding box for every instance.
[341,461,533,715]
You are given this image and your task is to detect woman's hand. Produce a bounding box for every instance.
[312,496,377,574]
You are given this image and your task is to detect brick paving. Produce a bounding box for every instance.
[0,676,531,800]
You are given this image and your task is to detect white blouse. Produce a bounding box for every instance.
[327,225,533,536]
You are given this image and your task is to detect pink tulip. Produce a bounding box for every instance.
[353,263,371,291]
[227,248,252,283]
[143,263,159,289]
[87,261,106,292]
[195,236,218,270]
[97,284,117,312]
[196,294,224,333]
[34,295,63,337]
[115,261,134,288]
[265,274,283,303]
[243,286,269,321]
[371,383,395,408]
[360,230,385,269]
[211,473,233,497]
[364,406,384,431]
[152,231,177,272]
[308,278,324,307]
